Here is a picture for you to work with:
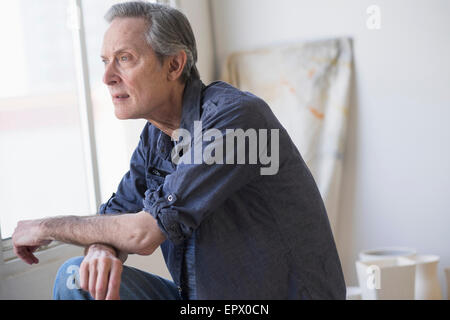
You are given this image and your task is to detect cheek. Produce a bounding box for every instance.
[123,74,146,96]
[135,79,162,101]
[123,63,167,102]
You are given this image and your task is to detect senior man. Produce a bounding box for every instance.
[12,2,346,300]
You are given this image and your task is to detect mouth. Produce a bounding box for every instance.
[112,93,130,102]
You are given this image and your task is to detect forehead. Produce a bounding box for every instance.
[101,17,150,54]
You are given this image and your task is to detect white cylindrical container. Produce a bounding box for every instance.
[359,247,416,261]
[355,257,416,300]
[408,255,442,300]
[346,286,362,300]
[445,267,450,300]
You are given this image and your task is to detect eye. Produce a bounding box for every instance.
[120,55,129,62]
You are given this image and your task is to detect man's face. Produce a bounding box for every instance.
[101,17,170,120]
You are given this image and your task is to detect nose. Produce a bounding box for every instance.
[102,62,121,86]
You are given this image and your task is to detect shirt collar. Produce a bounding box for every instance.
[179,78,204,136]
[155,78,204,160]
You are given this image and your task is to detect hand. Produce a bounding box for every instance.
[12,219,52,265]
[80,243,123,300]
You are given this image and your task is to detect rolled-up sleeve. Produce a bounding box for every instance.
[142,185,187,244]
[143,97,271,245]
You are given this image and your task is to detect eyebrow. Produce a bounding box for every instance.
[100,47,134,59]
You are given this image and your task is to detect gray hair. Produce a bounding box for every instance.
[105,1,200,83]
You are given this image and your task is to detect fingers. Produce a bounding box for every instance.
[27,247,39,264]
[28,246,40,264]
[80,259,89,293]
[80,250,123,300]
[14,245,39,265]
[95,258,111,300]
[89,260,98,299]
[106,260,122,300]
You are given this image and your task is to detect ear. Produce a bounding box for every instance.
[167,50,187,82]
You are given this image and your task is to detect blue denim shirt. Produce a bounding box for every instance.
[99,78,346,299]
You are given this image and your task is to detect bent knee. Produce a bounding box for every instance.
[53,256,85,299]
[56,256,84,277]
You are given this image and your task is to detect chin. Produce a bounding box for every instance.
[115,114,128,120]
[114,107,133,120]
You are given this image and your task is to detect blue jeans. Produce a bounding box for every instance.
[53,256,182,300]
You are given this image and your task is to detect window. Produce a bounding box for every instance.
[0,0,92,241]
[0,0,179,266]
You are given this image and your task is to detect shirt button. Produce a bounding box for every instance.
[167,195,173,202]
[178,286,182,292]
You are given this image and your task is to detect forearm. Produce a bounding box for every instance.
[41,214,132,251]
[40,211,164,255]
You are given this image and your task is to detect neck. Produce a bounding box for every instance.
[147,81,186,138]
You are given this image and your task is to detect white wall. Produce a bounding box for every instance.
[178,0,215,85]
[210,0,450,294]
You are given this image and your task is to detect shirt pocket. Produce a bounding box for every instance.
[145,167,168,191]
